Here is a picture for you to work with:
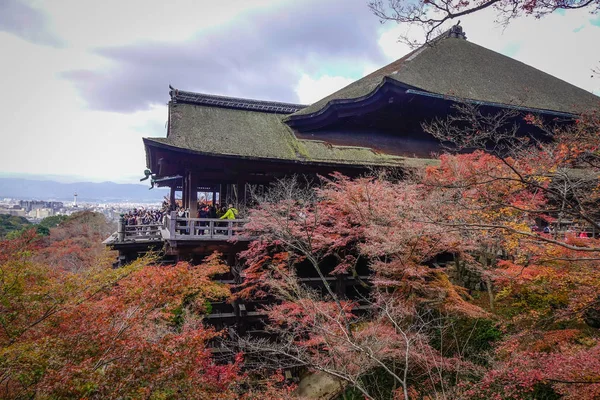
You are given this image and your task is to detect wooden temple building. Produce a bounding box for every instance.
[105,25,598,328]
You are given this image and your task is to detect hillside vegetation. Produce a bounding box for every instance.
[0,214,31,237]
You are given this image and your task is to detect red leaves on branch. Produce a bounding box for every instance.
[242,173,481,315]
[0,231,291,399]
[239,112,600,397]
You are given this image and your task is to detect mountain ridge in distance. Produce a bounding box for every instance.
[0,177,169,203]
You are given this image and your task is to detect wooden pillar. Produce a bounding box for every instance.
[188,172,198,218]
[169,211,177,239]
[227,251,236,270]
[182,174,188,209]
[169,184,176,210]
[212,187,217,206]
[117,215,125,242]
[225,184,233,205]
[236,182,246,206]
[336,275,345,297]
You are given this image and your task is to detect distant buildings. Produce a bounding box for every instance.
[0,197,160,223]
[0,204,26,217]
[20,200,64,213]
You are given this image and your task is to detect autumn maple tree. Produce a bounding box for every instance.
[235,174,497,399]
[422,108,600,398]
[231,107,600,398]
[0,216,292,400]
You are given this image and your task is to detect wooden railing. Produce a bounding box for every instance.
[117,223,163,242]
[109,212,249,244]
[165,213,247,240]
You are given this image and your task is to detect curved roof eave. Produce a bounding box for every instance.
[143,137,411,171]
[286,77,579,130]
[285,77,414,128]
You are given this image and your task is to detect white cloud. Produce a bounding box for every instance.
[0,32,167,183]
[295,74,355,104]
[42,0,282,49]
[377,24,416,61]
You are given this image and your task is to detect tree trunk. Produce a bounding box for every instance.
[485,276,495,313]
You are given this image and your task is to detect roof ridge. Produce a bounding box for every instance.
[169,87,307,114]
[361,23,465,80]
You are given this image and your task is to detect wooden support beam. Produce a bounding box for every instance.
[236,181,247,207]
[182,174,188,209]
[225,184,233,205]
[227,251,235,268]
[188,172,198,218]
[169,185,176,210]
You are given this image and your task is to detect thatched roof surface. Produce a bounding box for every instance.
[292,35,600,118]
[148,102,428,167]
[167,103,299,160]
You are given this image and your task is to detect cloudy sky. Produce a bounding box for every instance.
[1,0,599,184]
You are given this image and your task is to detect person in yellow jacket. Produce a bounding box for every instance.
[219,204,238,220]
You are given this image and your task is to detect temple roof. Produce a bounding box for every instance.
[145,100,431,169]
[289,32,599,119]
[145,28,598,172]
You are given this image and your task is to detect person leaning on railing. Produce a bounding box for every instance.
[219,204,238,220]
[218,204,238,236]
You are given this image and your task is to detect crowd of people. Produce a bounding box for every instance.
[122,200,240,237]
[123,207,166,227]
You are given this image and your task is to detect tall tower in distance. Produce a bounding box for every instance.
[73,192,78,208]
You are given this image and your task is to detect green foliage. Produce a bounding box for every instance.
[204,299,213,314]
[1,213,72,239]
[429,317,502,366]
[459,318,503,352]
[497,282,570,319]
[170,304,185,328]
[150,388,177,400]
[513,287,570,312]
[0,213,31,237]
[530,383,561,400]
[170,295,216,329]
[38,215,68,230]
[35,225,50,236]
[337,366,399,400]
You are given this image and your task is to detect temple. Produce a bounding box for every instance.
[106,23,599,272]
[103,24,599,331]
